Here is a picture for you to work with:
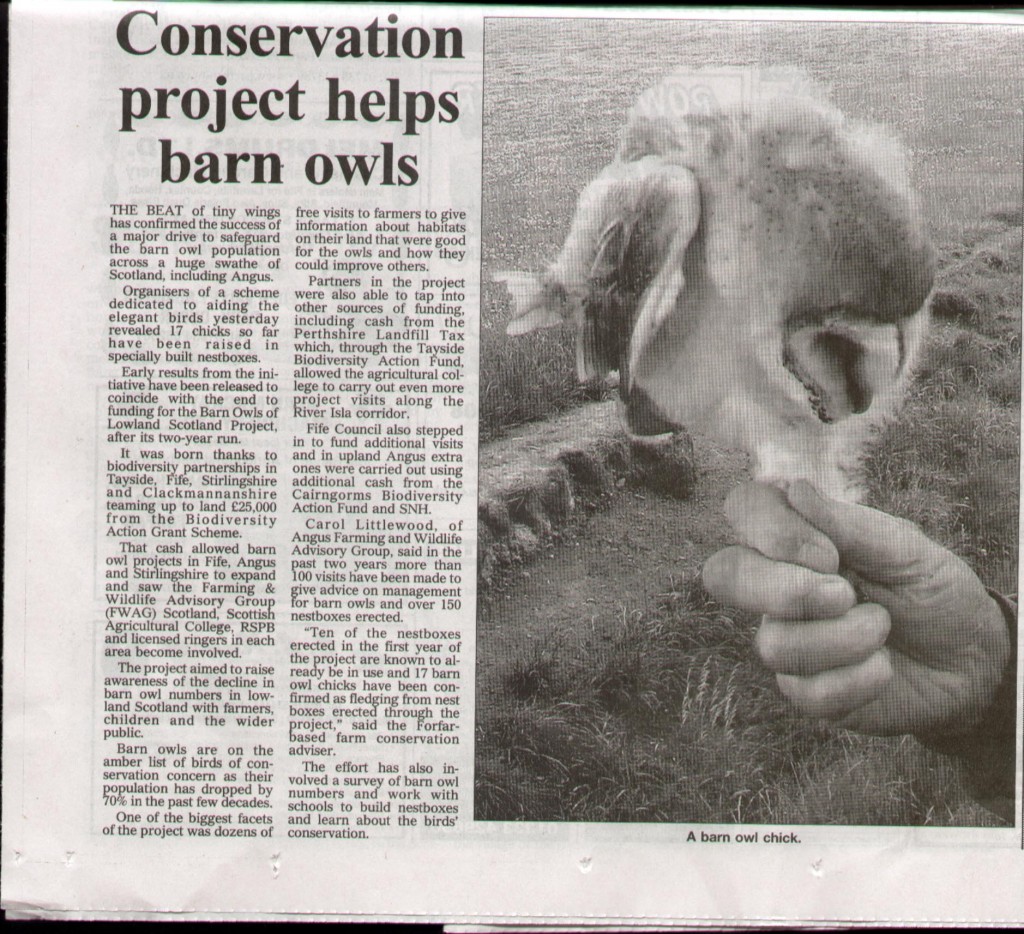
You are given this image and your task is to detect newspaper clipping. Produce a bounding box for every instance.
[5,2,1024,926]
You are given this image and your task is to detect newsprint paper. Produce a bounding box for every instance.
[6,1,1024,926]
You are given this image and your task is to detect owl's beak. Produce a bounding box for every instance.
[782,319,905,423]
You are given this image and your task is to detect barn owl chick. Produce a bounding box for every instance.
[500,69,934,501]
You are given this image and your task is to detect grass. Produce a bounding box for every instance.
[476,214,1019,826]
[477,573,1005,825]
[479,304,610,442]
[864,217,1022,591]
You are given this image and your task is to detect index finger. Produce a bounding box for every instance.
[703,546,857,620]
[724,482,840,574]
[786,480,946,583]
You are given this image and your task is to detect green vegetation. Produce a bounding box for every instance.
[866,215,1021,593]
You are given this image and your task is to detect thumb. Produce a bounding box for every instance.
[786,480,941,583]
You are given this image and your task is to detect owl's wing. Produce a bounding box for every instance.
[503,157,701,399]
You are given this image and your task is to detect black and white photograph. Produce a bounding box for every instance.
[476,16,1021,827]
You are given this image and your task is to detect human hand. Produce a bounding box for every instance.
[702,480,1011,735]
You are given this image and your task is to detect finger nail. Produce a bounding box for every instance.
[796,540,839,574]
[788,480,823,510]
[867,647,894,686]
[819,577,855,608]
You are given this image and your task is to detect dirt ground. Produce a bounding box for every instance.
[477,438,748,704]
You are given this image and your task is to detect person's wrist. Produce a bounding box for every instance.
[914,592,1014,752]
[914,591,1016,821]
